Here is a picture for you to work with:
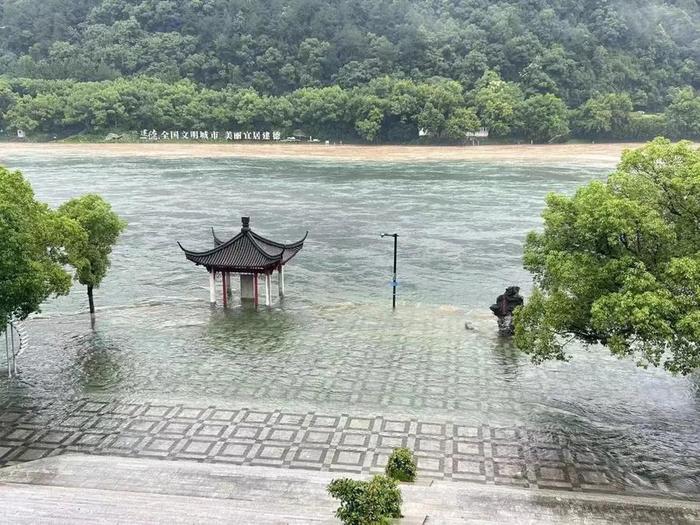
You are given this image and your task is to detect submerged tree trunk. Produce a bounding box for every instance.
[87,285,95,315]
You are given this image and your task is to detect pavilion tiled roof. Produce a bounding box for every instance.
[179,217,306,273]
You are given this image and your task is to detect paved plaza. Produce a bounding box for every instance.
[8,302,698,504]
[0,396,695,500]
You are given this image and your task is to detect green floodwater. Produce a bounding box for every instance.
[1,154,698,493]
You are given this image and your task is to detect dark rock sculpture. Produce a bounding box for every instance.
[490,286,524,336]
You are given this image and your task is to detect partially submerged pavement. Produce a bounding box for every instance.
[2,397,696,498]
[0,454,698,524]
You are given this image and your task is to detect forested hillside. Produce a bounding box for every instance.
[0,0,698,142]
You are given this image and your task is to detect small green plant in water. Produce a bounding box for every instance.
[327,475,402,525]
[385,447,417,482]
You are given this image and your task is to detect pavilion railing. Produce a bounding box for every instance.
[3,320,28,378]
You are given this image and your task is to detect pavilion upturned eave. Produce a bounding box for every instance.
[178,231,306,273]
[249,229,309,250]
[178,239,283,272]
[204,227,308,267]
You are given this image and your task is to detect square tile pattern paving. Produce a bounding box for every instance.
[0,397,670,496]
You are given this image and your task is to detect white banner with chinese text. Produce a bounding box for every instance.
[140,130,282,141]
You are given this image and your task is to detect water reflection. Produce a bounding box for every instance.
[490,336,521,380]
[73,331,125,391]
[204,306,299,355]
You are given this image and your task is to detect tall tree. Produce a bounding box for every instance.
[515,139,700,375]
[665,87,700,139]
[520,94,569,143]
[0,79,15,129]
[472,72,524,137]
[58,194,126,315]
[444,108,481,141]
[573,93,633,139]
[0,166,78,323]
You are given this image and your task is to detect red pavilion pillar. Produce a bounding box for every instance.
[222,272,228,307]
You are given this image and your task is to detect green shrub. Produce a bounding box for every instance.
[385,448,417,482]
[627,112,668,140]
[327,475,402,525]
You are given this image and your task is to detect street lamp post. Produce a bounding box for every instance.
[381,233,398,309]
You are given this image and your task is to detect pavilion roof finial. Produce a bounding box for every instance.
[241,216,250,231]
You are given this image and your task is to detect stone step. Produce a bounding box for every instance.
[0,454,348,504]
[0,454,699,524]
[1,483,337,524]
[0,455,416,524]
[0,455,343,524]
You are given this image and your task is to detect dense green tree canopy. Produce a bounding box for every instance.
[572,93,634,139]
[665,87,700,140]
[0,76,491,143]
[0,167,78,322]
[0,1,698,142]
[472,72,524,137]
[0,167,124,323]
[515,139,700,375]
[58,194,126,314]
[1,0,697,109]
[520,93,569,143]
[2,75,698,143]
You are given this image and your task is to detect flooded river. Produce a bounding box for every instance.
[1,155,698,496]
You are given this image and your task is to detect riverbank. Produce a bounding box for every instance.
[0,142,651,166]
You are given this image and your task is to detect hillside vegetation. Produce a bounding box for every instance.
[0,0,698,142]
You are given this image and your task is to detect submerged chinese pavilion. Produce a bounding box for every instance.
[179,217,307,307]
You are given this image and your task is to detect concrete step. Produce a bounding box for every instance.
[0,454,698,524]
[0,454,346,506]
[0,483,335,524]
[0,455,387,524]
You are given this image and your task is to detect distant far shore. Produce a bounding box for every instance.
[0,142,656,167]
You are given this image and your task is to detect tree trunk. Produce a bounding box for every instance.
[87,285,95,315]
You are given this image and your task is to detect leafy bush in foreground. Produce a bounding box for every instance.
[327,475,402,525]
[385,448,417,482]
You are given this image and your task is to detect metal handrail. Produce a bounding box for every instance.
[14,320,28,358]
[3,320,27,378]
